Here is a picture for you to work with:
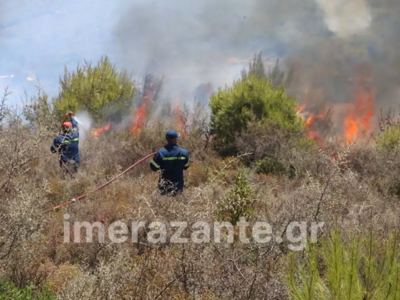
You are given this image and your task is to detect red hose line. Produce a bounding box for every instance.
[44,152,157,213]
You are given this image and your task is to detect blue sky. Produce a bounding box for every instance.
[0,0,270,107]
[0,0,141,105]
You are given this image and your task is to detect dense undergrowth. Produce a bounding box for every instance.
[2,55,400,299]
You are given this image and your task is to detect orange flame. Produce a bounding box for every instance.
[173,104,185,135]
[305,114,324,128]
[91,122,110,136]
[131,90,153,135]
[130,103,147,135]
[296,65,375,148]
[307,130,322,144]
[305,114,324,143]
[296,101,324,144]
[296,90,308,118]
[296,104,306,115]
[344,76,374,143]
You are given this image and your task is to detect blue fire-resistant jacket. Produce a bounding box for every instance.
[150,143,189,191]
[50,117,80,163]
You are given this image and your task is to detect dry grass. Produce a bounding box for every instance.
[2,98,400,299]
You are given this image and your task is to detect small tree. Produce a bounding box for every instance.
[216,170,253,225]
[241,52,285,87]
[209,74,303,155]
[52,56,136,122]
[286,228,400,299]
[241,52,267,79]
[376,124,400,151]
[23,85,58,132]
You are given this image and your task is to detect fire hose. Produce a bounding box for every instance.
[45,152,157,213]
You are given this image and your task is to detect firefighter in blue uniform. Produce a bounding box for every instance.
[150,130,189,195]
[51,111,80,174]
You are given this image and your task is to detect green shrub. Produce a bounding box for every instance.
[388,181,400,198]
[209,73,303,156]
[376,124,400,150]
[0,282,56,300]
[52,56,136,122]
[23,87,58,131]
[286,228,400,300]
[255,157,286,176]
[216,170,254,224]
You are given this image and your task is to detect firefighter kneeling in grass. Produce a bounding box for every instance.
[150,130,189,195]
[50,111,80,174]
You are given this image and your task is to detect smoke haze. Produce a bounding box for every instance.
[112,0,400,116]
[74,110,93,144]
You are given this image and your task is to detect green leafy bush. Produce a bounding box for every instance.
[388,181,400,197]
[52,56,136,122]
[255,157,286,175]
[216,170,253,224]
[0,282,56,300]
[286,228,400,300]
[23,87,57,130]
[376,124,400,150]
[209,74,303,156]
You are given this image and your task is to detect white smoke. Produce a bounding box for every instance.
[316,0,372,38]
[74,110,93,144]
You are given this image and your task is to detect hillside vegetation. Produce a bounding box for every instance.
[1,54,400,299]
